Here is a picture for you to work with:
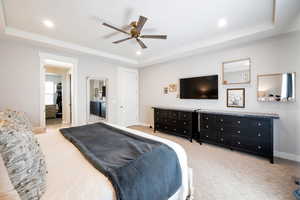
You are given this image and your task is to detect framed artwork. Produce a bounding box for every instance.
[169,84,177,93]
[163,87,169,94]
[227,88,245,108]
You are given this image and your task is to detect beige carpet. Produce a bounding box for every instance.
[129,125,300,200]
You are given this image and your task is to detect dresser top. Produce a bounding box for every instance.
[152,106,197,112]
[197,109,279,119]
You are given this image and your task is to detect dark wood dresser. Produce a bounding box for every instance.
[197,110,279,163]
[153,107,197,142]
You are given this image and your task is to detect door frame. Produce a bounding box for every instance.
[39,52,78,127]
[86,76,109,123]
[117,67,139,126]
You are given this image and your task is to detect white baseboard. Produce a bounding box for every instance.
[274,151,300,163]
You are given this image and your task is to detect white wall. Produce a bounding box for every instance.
[139,31,300,160]
[0,38,124,126]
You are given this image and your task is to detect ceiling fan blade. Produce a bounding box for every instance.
[136,16,147,33]
[103,25,131,39]
[136,38,147,49]
[113,37,133,44]
[140,35,167,39]
[102,23,130,35]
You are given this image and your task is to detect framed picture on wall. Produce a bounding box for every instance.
[169,84,177,93]
[227,88,245,108]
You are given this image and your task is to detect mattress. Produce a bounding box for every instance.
[37,123,189,200]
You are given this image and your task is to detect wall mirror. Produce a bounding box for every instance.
[222,58,251,85]
[257,72,296,102]
[87,77,108,123]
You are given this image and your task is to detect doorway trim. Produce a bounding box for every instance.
[39,52,78,127]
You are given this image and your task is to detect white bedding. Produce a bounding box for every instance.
[37,123,189,200]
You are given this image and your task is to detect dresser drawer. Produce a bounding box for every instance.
[247,118,270,132]
[178,128,192,136]
[215,115,234,126]
[230,127,271,141]
[179,112,192,120]
[200,130,217,142]
[155,109,169,118]
[168,111,178,119]
[218,132,231,146]
[200,113,216,122]
[232,136,271,155]
[178,120,190,127]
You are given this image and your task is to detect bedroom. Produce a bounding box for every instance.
[0,0,300,200]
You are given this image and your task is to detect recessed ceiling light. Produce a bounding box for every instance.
[218,18,227,28]
[136,51,142,55]
[43,20,54,28]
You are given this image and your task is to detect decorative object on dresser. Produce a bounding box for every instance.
[222,58,251,85]
[196,110,279,163]
[153,107,198,142]
[257,72,296,102]
[227,88,245,108]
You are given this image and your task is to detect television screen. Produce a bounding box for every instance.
[180,75,218,99]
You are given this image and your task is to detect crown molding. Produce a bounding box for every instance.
[139,24,277,67]
[4,27,138,66]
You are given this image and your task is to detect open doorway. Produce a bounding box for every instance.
[45,66,71,127]
[39,53,78,129]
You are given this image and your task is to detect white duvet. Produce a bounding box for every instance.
[0,124,189,200]
[37,123,190,200]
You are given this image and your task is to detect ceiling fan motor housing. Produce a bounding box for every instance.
[130,21,139,38]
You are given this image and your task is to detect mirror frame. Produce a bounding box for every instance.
[86,76,109,123]
[257,72,296,102]
[222,58,251,85]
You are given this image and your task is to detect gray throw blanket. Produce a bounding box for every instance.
[60,123,182,200]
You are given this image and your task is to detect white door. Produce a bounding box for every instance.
[118,68,139,127]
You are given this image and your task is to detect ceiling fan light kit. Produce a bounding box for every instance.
[102,16,167,49]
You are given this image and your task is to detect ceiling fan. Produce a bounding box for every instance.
[102,16,167,49]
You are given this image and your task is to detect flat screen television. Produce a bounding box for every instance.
[180,75,218,99]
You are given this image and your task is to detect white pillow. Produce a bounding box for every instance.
[0,155,21,200]
[0,115,47,200]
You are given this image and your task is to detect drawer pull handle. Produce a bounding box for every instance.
[184,130,187,133]
[220,138,224,141]
[173,129,177,131]
[258,133,261,137]
[237,121,241,124]
[237,141,241,145]
[205,117,208,120]
[258,146,262,149]
[220,128,224,131]
[206,135,208,138]
[206,125,209,128]
[220,119,223,122]
[237,131,241,134]
[184,122,187,125]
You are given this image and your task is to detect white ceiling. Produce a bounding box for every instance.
[0,0,300,67]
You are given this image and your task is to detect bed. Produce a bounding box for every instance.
[37,122,191,200]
